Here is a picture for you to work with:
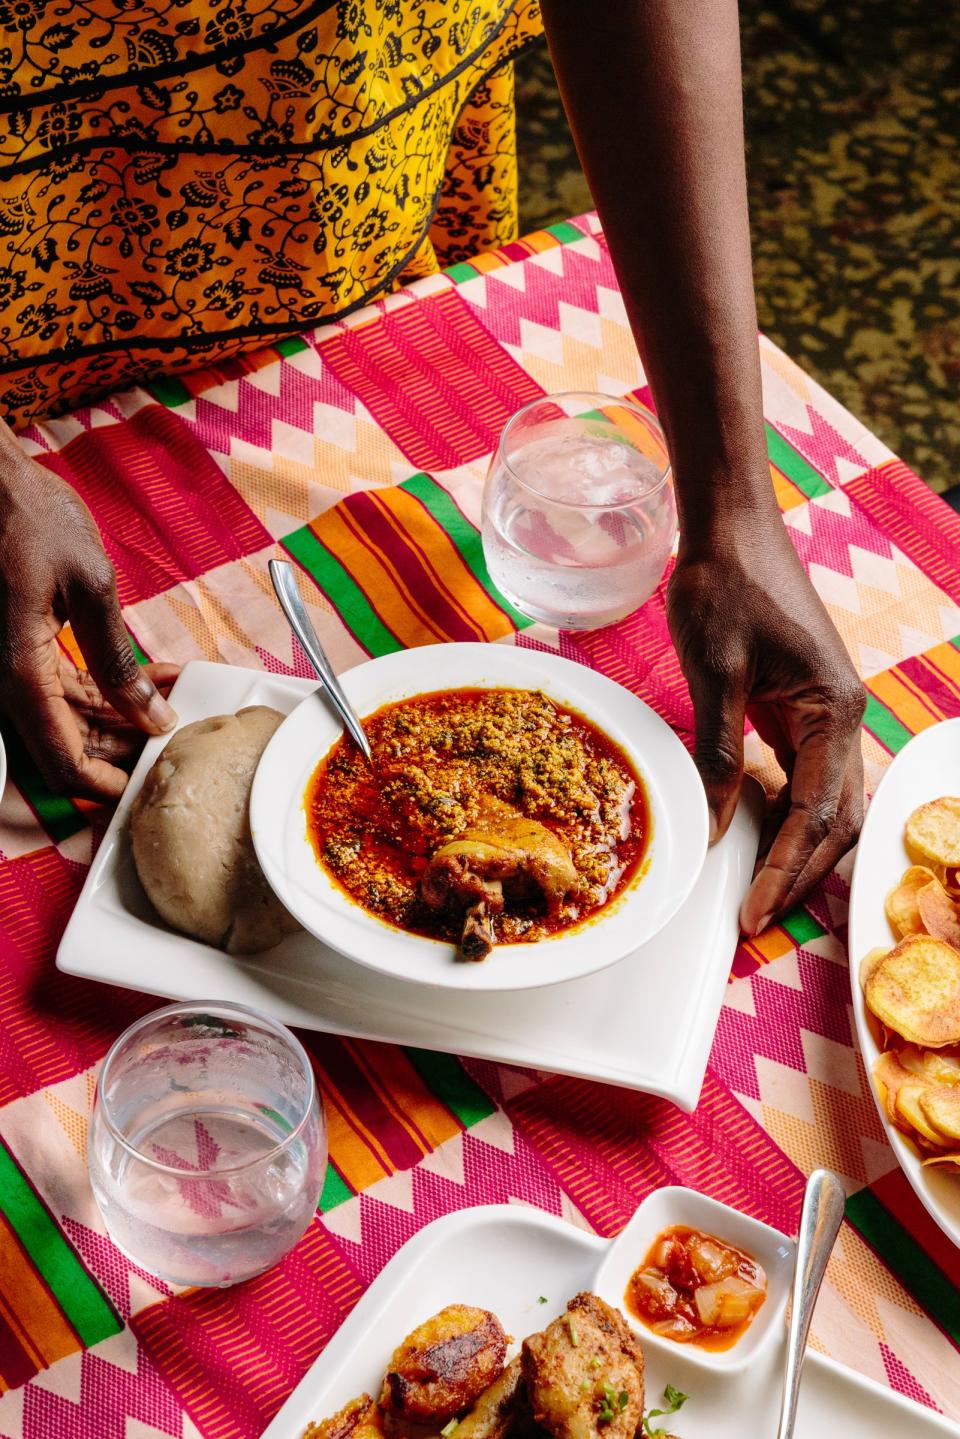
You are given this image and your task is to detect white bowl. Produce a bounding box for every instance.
[593,1185,795,1375]
[250,643,708,992]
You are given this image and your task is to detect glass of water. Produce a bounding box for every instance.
[89,1002,326,1288]
[482,391,676,629]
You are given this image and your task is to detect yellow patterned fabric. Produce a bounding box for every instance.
[0,0,541,427]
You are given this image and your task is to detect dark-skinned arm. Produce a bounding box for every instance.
[541,0,866,933]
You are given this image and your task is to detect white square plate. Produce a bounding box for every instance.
[57,661,762,1110]
[261,1204,958,1439]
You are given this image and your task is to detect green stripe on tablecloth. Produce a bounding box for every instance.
[765,424,833,500]
[0,721,85,845]
[780,909,826,945]
[149,375,193,409]
[403,1050,496,1129]
[863,692,913,755]
[545,220,584,244]
[128,628,150,664]
[274,335,309,357]
[447,261,479,284]
[845,1188,960,1345]
[283,525,402,657]
[319,1162,353,1213]
[0,1142,120,1347]
[402,473,532,631]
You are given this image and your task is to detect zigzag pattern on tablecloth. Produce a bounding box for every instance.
[0,1326,200,1439]
[169,342,415,537]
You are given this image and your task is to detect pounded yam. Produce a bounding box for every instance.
[905,797,960,867]
[863,936,960,1047]
[131,707,300,954]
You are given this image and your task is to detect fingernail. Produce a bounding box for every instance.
[753,913,773,937]
[146,693,177,733]
[708,809,719,844]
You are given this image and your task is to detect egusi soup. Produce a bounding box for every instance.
[304,687,648,959]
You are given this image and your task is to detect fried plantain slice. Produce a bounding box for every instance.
[860,947,891,989]
[380,1305,508,1426]
[916,879,960,949]
[919,1085,960,1142]
[884,866,936,938]
[863,935,960,1047]
[905,797,960,868]
[895,1082,951,1145]
[921,1151,960,1169]
[304,1395,384,1439]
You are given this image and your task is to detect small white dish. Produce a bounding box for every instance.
[56,661,758,1109]
[250,642,709,993]
[594,1184,795,1375]
[261,1203,957,1439]
[848,718,960,1250]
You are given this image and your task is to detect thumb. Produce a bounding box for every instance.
[687,663,747,843]
[68,561,177,735]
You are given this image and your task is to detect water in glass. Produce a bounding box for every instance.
[89,1003,326,1288]
[482,393,676,629]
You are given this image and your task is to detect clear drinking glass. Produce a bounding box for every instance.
[482,391,676,629]
[88,1002,326,1288]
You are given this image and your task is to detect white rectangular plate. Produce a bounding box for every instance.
[848,718,960,1248]
[261,1205,958,1439]
[57,661,761,1109]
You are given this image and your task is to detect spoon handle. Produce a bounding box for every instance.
[269,559,374,765]
[776,1169,846,1439]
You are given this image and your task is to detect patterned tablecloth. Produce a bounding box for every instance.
[1,213,959,1439]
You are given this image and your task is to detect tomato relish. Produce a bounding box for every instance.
[625,1226,767,1351]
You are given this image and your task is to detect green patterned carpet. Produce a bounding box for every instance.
[516,1,959,495]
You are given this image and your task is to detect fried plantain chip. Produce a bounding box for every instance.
[902,1046,960,1085]
[921,1152,960,1169]
[895,1082,950,1145]
[920,1085,960,1142]
[885,866,936,938]
[860,947,892,989]
[874,1051,914,1128]
[916,879,960,949]
[905,797,960,868]
[863,935,960,1047]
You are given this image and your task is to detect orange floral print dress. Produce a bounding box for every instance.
[0,0,542,427]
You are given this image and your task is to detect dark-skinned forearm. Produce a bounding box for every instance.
[540,0,779,548]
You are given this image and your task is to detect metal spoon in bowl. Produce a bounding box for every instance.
[776,1168,847,1439]
[269,558,374,766]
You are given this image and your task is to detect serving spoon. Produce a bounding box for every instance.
[776,1168,846,1439]
[269,558,374,766]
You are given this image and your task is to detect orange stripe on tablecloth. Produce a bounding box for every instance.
[750,927,797,964]
[343,1042,463,1156]
[889,663,949,722]
[369,488,504,641]
[868,669,942,734]
[918,640,960,692]
[311,506,443,650]
[336,502,452,646]
[769,462,807,511]
[316,1074,396,1193]
[0,1213,80,1372]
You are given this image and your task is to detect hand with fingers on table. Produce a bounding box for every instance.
[543,0,867,932]
[0,421,179,800]
[667,510,865,938]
